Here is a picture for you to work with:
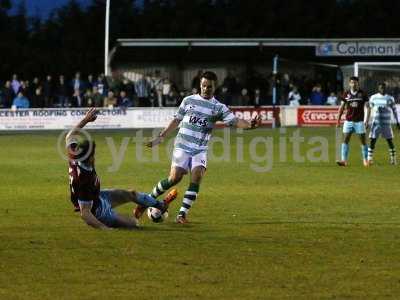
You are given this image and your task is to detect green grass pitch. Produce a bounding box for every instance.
[1,128,400,299]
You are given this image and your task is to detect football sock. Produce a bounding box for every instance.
[368,147,374,161]
[387,138,395,149]
[150,178,174,198]
[178,182,200,217]
[388,139,397,164]
[341,143,349,161]
[368,139,376,161]
[361,145,368,161]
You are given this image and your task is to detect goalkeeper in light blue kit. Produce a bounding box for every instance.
[365,82,400,165]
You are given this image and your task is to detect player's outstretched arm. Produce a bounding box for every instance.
[365,105,371,130]
[79,201,111,230]
[145,118,181,148]
[235,115,262,130]
[65,107,98,144]
[336,102,345,127]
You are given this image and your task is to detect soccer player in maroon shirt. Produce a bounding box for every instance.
[66,108,177,230]
[336,77,369,167]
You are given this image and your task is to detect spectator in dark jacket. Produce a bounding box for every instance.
[121,79,135,100]
[32,86,45,108]
[94,74,108,96]
[119,90,133,108]
[43,75,54,107]
[216,86,231,105]
[87,74,94,90]
[223,70,239,97]
[29,77,40,101]
[71,72,85,95]
[2,81,14,107]
[56,75,69,107]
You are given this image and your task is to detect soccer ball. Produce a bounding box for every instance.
[147,207,168,223]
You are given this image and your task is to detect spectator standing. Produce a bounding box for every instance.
[99,74,109,96]
[162,78,172,106]
[288,86,302,106]
[326,92,338,106]
[119,90,133,108]
[253,88,262,107]
[21,81,31,99]
[108,75,122,95]
[121,78,135,100]
[71,89,83,107]
[12,92,30,108]
[103,91,118,107]
[223,70,238,99]
[29,77,40,101]
[43,75,54,107]
[56,75,69,107]
[87,74,94,90]
[135,74,151,107]
[32,86,45,108]
[310,85,325,105]
[71,72,85,95]
[153,70,164,107]
[237,88,251,106]
[11,74,21,96]
[165,90,179,107]
[94,74,107,96]
[84,89,94,107]
[92,86,104,107]
[2,80,14,107]
[217,86,231,105]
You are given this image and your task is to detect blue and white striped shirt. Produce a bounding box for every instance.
[369,93,396,126]
[174,94,237,155]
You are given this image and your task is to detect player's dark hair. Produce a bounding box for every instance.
[349,76,359,82]
[378,82,386,88]
[76,139,96,162]
[201,71,218,82]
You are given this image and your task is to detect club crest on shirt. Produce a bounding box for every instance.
[187,104,196,112]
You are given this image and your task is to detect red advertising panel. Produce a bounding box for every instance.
[297,106,345,127]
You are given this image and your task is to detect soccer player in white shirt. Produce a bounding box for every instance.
[140,71,261,224]
[365,83,400,165]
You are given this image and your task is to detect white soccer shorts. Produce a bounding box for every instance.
[171,148,207,172]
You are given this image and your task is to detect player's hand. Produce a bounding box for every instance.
[336,121,341,128]
[364,122,370,130]
[249,115,262,129]
[145,136,164,148]
[84,107,98,123]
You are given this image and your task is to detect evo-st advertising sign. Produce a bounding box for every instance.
[316,41,400,57]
